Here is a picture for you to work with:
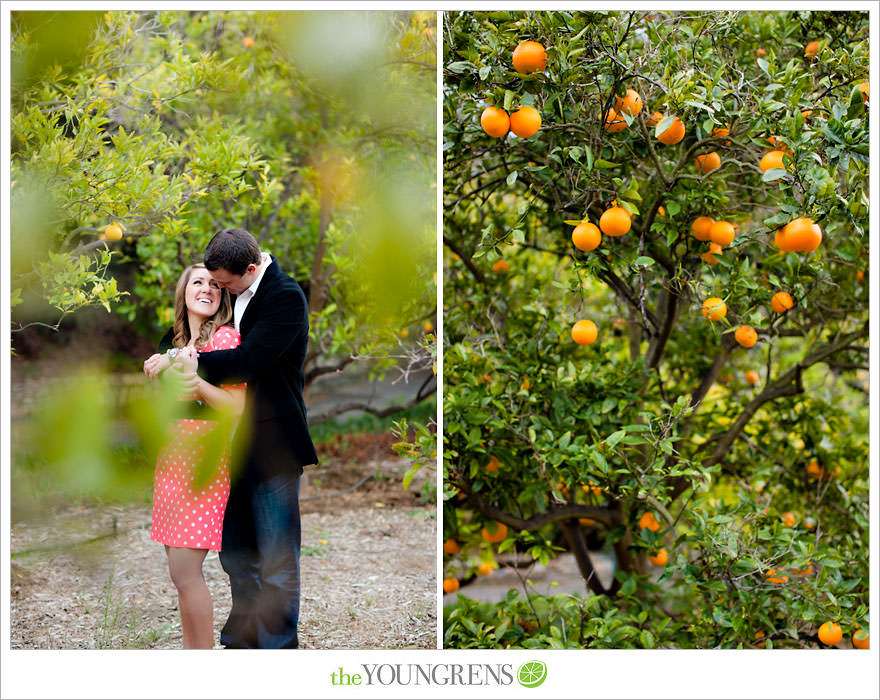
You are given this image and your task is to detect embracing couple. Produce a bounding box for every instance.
[143,228,317,649]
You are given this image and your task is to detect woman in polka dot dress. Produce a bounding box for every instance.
[144,264,245,649]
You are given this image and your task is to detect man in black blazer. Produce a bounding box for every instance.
[184,227,317,648]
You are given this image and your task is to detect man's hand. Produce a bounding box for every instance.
[144,353,170,379]
[176,369,201,401]
[178,346,198,374]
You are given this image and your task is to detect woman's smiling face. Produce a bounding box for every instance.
[185,267,222,319]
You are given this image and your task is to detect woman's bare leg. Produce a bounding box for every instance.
[165,546,213,649]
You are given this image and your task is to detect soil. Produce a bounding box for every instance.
[10,451,437,650]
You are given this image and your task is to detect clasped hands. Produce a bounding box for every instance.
[143,346,200,400]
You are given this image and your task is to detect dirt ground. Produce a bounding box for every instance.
[10,440,437,650]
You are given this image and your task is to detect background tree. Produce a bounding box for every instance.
[443,10,869,649]
[11,9,437,424]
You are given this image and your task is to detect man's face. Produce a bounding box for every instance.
[209,264,256,295]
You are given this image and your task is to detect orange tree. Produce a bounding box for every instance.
[11,10,437,424]
[443,10,869,648]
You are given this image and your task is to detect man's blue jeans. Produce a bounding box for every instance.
[219,472,302,649]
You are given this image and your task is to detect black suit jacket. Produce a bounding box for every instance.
[197,256,318,475]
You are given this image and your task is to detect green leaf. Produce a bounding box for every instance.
[654,116,674,137]
[447,61,473,74]
[594,159,619,169]
[506,170,518,185]
[762,167,788,182]
[634,256,654,267]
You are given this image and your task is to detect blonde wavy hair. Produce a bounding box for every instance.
[171,263,233,349]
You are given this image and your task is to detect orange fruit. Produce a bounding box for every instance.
[792,563,813,576]
[510,106,541,138]
[756,47,768,56]
[242,36,255,48]
[578,517,596,526]
[701,249,720,266]
[656,115,685,144]
[612,317,627,330]
[777,217,822,252]
[766,568,789,584]
[711,126,731,143]
[485,455,501,473]
[492,259,510,273]
[709,220,736,246]
[512,40,547,74]
[804,517,816,530]
[770,291,794,314]
[691,216,715,241]
[443,538,460,555]
[857,81,869,105]
[572,222,601,251]
[614,88,643,117]
[695,151,721,174]
[638,512,660,532]
[423,321,433,333]
[521,379,531,391]
[760,150,787,172]
[477,562,494,576]
[818,621,842,646]
[104,223,123,242]
[780,512,796,527]
[745,370,760,386]
[649,548,668,566]
[481,106,510,138]
[443,577,460,594]
[856,269,864,282]
[754,631,767,648]
[599,206,631,236]
[657,205,666,217]
[735,325,758,348]
[806,460,823,478]
[804,41,819,59]
[604,107,628,133]
[801,109,813,119]
[701,297,727,321]
[764,136,792,153]
[645,110,663,127]
[481,521,508,543]
[571,319,598,345]
[853,628,869,649]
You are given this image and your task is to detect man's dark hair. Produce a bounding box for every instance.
[204,228,261,275]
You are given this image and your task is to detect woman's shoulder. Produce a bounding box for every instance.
[209,324,241,350]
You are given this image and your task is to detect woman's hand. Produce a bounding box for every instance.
[143,353,168,379]
[178,346,198,374]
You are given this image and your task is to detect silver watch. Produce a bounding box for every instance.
[167,348,180,364]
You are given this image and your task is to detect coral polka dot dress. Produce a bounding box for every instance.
[150,326,244,551]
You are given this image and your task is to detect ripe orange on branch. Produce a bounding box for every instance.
[604,107,627,133]
[760,149,788,172]
[691,216,715,241]
[645,110,663,127]
[599,206,631,236]
[104,222,123,241]
[481,106,510,138]
[745,370,760,386]
[510,106,541,138]
[638,512,660,532]
[443,577,460,594]
[709,220,736,246]
[853,628,870,649]
[512,40,547,74]
[857,81,869,105]
[695,151,721,174]
[649,548,668,566]
[701,297,727,321]
[735,325,758,348]
[492,259,510,273]
[804,41,819,59]
[776,217,822,252]
[481,522,508,543]
[443,538,460,555]
[770,291,794,314]
[614,88,643,117]
[572,222,601,251]
[765,568,789,584]
[656,115,685,144]
[818,621,842,646]
[571,319,598,345]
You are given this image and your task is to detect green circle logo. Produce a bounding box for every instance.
[517,660,547,688]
